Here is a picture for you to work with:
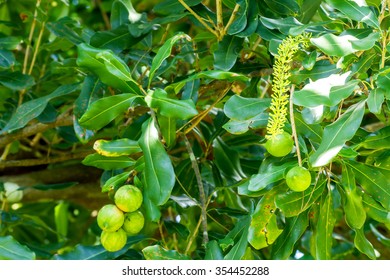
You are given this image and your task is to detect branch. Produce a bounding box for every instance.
[0,113,73,149]
[0,150,93,169]
[223,3,240,35]
[183,135,208,245]
[289,85,302,167]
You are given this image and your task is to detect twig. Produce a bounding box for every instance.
[0,150,93,169]
[223,3,240,35]
[216,0,224,30]
[96,0,111,29]
[178,0,219,38]
[289,85,302,167]
[185,216,202,255]
[28,21,46,75]
[183,135,208,245]
[0,113,73,148]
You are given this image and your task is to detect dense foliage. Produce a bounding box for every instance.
[0,0,389,260]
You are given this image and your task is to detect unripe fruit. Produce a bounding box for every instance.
[114,185,143,212]
[122,211,145,235]
[286,166,312,192]
[97,204,124,232]
[265,132,294,157]
[0,182,23,203]
[101,228,127,252]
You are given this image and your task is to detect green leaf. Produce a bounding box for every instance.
[370,224,390,247]
[153,0,202,15]
[1,84,79,134]
[166,70,249,94]
[139,119,175,205]
[224,95,271,120]
[223,113,269,134]
[224,216,251,260]
[32,182,77,191]
[311,32,380,57]
[102,171,131,193]
[345,161,390,210]
[367,88,385,114]
[0,50,15,68]
[264,0,300,16]
[294,113,323,144]
[310,100,365,167]
[46,17,84,45]
[290,61,339,84]
[248,187,283,249]
[79,93,139,130]
[145,88,198,120]
[227,0,248,35]
[148,33,191,87]
[111,0,141,29]
[362,193,390,224]
[300,0,322,23]
[143,191,161,222]
[326,0,380,29]
[213,137,246,181]
[293,73,358,107]
[54,202,69,242]
[54,236,144,260]
[82,153,135,170]
[0,36,21,50]
[0,236,35,260]
[354,228,376,260]
[164,221,189,239]
[275,177,326,217]
[142,245,189,260]
[248,161,296,192]
[315,191,335,260]
[205,240,224,260]
[93,138,141,157]
[0,70,34,91]
[158,115,176,148]
[341,164,366,229]
[271,211,309,259]
[76,43,140,93]
[95,50,134,82]
[214,35,244,71]
[361,126,390,150]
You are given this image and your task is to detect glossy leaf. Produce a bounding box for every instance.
[271,211,309,259]
[0,50,15,68]
[1,84,79,134]
[248,161,295,192]
[224,215,251,260]
[214,35,244,71]
[310,100,365,167]
[54,236,144,260]
[362,193,390,224]
[94,138,141,157]
[143,245,189,260]
[311,32,379,57]
[153,0,202,15]
[326,0,380,29]
[0,236,35,260]
[315,191,335,260]
[361,126,390,150]
[143,191,161,222]
[111,0,141,29]
[0,36,21,50]
[166,70,249,94]
[354,228,376,260]
[341,164,366,229]
[96,50,134,82]
[205,240,224,260]
[293,73,358,107]
[139,119,175,205]
[158,115,176,148]
[275,177,326,217]
[54,202,69,242]
[294,113,323,144]
[248,188,283,250]
[148,33,191,87]
[290,61,339,84]
[145,88,198,120]
[76,43,140,93]
[300,0,322,23]
[46,17,84,45]
[367,88,385,114]
[102,171,131,193]
[79,93,139,130]
[0,71,34,91]
[223,113,269,134]
[264,0,300,16]
[224,95,271,120]
[345,161,390,210]
[227,0,248,35]
[82,153,135,170]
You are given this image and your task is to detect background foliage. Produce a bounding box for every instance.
[0,0,389,260]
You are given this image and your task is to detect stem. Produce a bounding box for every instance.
[28,21,46,75]
[185,216,202,255]
[223,4,240,34]
[178,0,218,38]
[0,143,12,161]
[158,221,168,248]
[289,85,302,167]
[96,0,111,29]
[183,135,208,245]
[23,0,41,74]
[380,30,387,69]
[216,0,224,37]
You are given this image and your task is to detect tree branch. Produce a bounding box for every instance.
[0,150,93,169]
[0,114,73,149]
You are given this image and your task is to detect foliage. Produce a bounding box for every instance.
[0,0,389,260]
